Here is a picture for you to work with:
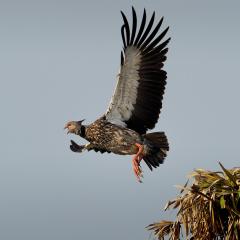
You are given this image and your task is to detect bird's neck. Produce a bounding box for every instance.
[78,125,86,138]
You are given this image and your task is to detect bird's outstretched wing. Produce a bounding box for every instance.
[70,140,111,154]
[105,7,170,134]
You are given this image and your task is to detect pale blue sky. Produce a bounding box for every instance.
[0,0,240,239]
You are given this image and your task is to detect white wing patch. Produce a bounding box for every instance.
[105,46,142,127]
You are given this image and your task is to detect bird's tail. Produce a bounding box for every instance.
[142,132,169,171]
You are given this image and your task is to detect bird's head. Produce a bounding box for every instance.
[64,119,85,135]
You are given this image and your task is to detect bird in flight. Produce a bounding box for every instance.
[64,7,170,182]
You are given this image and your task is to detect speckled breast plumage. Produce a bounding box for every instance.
[85,117,143,155]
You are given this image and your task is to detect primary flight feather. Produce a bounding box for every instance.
[65,7,170,182]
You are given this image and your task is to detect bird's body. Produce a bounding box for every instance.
[65,7,170,182]
[85,117,142,155]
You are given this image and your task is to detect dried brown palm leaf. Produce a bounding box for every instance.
[147,163,240,240]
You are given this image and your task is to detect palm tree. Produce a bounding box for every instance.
[147,163,240,239]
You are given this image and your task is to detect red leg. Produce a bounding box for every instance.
[132,143,144,182]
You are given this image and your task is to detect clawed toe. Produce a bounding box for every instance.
[132,143,144,182]
[132,157,143,183]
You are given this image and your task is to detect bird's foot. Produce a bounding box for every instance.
[132,143,144,183]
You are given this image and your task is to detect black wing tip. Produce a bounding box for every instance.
[165,26,170,32]
[143,8,146,17]
[151,11,156,20]
[121,7,169,50]
[159,17,164,26]
[129,5,137,46]
[120,10,126,19]
[165,37,171,46]
[142,8,146,20]
[120,10,128,24]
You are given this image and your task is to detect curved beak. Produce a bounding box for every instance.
[64,124,70,134]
